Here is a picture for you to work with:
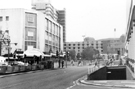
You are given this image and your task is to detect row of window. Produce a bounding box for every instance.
[45,18,60,36]
[45,44,59,53]
[45,40,59,47]
[64,49,103,53]
[64,46,103,50]
[0,16,9,21]
[64,43,103,46]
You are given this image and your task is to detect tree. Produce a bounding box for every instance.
[81,47,99,60]
[76,52,81,60]
[68,50,76,60]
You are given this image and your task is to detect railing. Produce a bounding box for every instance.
[126,58,134,73]
[88,64,103,74]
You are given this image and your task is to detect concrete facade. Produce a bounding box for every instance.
[64,37,103,55]
[0,8,63,55]
[57,9,66,43]
[125,0,135,78]
[101,36,125,55]
[32,1,58,21]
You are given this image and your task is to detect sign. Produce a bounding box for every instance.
[27,46,34,50]
[28,31,34,36]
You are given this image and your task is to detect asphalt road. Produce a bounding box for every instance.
[0,66,88,89]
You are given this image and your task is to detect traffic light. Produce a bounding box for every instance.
[117,50,120,55]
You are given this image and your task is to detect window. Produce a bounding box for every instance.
[68,47,71,49]
[78,44,80,46]
[6,16,9,21]
[64,44,66,46]
[73,47,75,49]
[0,17,3,21]
[73,44,75,46]
[78,47,80,49]
[69,44,71,46]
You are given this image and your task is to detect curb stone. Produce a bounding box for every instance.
[79,79,135,88]
[0,70,43,78]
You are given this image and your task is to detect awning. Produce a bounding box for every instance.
[23,48,44,57]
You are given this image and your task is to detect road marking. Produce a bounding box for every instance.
[66,81,76,89]
[66,75,87,89]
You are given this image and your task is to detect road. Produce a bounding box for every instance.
[0,66,88,89]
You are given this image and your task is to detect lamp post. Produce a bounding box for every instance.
[7,39,10,62]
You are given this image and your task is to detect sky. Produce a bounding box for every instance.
[0,0,127,42]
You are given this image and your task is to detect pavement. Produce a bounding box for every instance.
[78,64,135,88]
[79,79,135,88]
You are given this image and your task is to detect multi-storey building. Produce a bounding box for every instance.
[64,37,103,55]
[100,35,125,55]
[125,0,135,78]
[32,0,58,22]
[57,9,66,43]
[0,8,63,55]
[32,0,66,45]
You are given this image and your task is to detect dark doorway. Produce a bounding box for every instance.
[107,67,126,80]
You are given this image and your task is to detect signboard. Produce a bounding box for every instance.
[28,31,34,36]
[27,46,34,50]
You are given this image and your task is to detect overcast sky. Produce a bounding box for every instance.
[0,0,127,42]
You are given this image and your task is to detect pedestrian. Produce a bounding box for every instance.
[62,60,64,68]
[58,59,61,68]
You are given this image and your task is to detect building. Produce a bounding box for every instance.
[100,35,125,55]
[64,37,103,55]
[0,8,63,55]
[32,0,66,43]
[32,0,58,22]
[125,0,135,78]
[57,9,66,43]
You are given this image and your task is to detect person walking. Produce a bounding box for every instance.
[58,59,61,68]
[62,60,64,68]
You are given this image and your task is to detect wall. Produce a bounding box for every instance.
[87,67,107,80]
[126,66,135,80]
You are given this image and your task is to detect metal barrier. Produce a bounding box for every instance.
[88,65,104,74]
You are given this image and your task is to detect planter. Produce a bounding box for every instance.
[40,65,44,70]
[19,66,26,72]
[26,65,32,71]
[0,66,7,74]
[6,66,13,73]
[32,65,37,70]
[13,66,20,73]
